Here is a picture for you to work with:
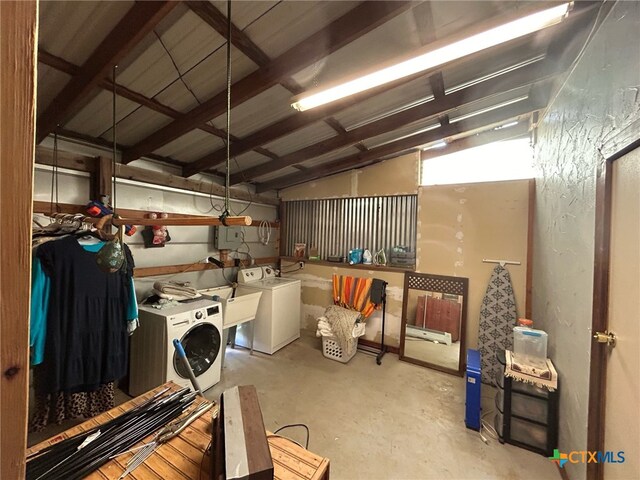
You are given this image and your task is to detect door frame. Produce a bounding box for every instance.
[587,134,640,480]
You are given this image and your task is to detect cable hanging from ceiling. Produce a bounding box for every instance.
[219,0,233,226]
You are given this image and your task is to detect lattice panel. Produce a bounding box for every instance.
[407,274,466,295]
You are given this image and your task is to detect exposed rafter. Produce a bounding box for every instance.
[185,1,362,163]
[54,127,187,170]
[122,1,412,163]
[255,100,541,192]
[182,69,424,177]
[36,1,179,143]
[182,2,573,177]
[34,146,278,206]
[230,60,558,184]
[38,49,280,162]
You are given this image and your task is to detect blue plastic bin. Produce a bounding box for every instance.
[465,349,482,431]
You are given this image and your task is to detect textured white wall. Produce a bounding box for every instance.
[533,3,640,478]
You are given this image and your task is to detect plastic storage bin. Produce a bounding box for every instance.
[321,335,357,363]
[510,417,548,451]
[512,392,548,423]
[513,327,548,359]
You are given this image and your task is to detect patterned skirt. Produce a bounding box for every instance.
[30,382,115,432]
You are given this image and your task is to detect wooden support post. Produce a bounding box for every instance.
[1,1,37,478]
[90,156,113,200]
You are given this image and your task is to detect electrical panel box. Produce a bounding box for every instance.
[215,226,243,249]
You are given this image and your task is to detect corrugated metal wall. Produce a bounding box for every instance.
[283,195,417,258]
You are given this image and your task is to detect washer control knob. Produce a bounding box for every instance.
[195,311,203,320]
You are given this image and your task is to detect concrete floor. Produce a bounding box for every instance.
[207,332,560,480]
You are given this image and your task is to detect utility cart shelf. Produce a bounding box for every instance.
[494,350,559,457]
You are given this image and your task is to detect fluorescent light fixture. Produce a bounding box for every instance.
[494,121,519,130]
[423,141,448,151]
[291,3,569,112]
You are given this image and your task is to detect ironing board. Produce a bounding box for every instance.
[477,265,517,384]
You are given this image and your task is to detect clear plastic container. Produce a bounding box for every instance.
[510,416,548,450]
[511,392,548,423]
[513,327,548,359]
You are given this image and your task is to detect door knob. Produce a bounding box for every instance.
[593,330,616,347]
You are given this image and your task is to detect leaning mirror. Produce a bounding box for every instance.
[399,272,469,376]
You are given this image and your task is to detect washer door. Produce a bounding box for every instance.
[173,323,221,378]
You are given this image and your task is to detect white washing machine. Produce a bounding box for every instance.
[128,298,223,397]
[235,266,301,354]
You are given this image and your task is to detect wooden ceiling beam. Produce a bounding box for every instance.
[122,1,413,164]
[232,60,558,184]
[255,100,539,192]
[38,49,280,164]
[186,1,362,168]
[34,146,278,206]
[182,70,426,177]
[185,1,352,166]
[36,1,179,143]
[53,127,187,170]
[185,0,270,67]
[183,1,575,177]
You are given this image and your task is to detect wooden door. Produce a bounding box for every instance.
[602,148,640,479]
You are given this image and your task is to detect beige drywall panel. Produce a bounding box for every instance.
[533,3,640,478]
[279,152,419,200]
[417,179,531,350]
[282,262,405,348]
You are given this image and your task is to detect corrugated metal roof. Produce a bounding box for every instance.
[154,129,226,162]
[181,45,259,105]
[115,9,225,99]
[291,6,423,90]
[447,85,531,122]
[39,1,134,66]
[37,65,70,114]
[298,145,362,169]
[252,166,304,183]
[102,107,173,146]
[333,75,434,131]
[216,151,272,176]
[243,1,361,59]
[262,121,338,157]
[211,1,278,31]
[430,1,511,40]
[64,91,140,138]
[35,0,583,188]
[363,119,440,149]
[210,84,295,138]
[441,35,550,91]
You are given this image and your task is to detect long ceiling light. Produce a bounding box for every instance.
[291,3,570,112]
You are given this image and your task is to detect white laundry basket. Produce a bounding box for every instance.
[321,335,358,363]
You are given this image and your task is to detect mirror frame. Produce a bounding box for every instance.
[399,272,469,377]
